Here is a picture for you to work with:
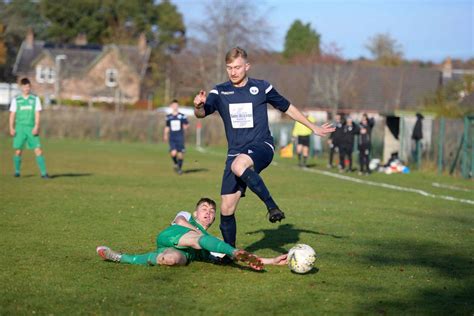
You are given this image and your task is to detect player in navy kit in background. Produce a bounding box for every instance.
[164,100,189,175]
[193,47,335,249]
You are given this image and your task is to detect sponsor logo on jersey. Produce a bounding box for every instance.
[249,86,259,95]
[20,106,33,110]
[221,91,235,95]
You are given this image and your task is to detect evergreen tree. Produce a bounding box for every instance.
[283,20,321,59]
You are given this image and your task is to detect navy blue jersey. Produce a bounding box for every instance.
[203,78,290,153]
[166,112,189,142]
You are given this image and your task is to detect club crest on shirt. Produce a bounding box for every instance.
[249,86,259,95]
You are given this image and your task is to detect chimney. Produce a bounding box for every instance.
[138,33,147,55]
[442,57,452,80]
[74,33,88,46]
[25,28,34,50]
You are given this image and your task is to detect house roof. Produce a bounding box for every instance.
[13,41,150,79]
[251,63,440,111]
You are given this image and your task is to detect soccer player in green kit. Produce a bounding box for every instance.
[97,197,288,270]
[9,78,49,178]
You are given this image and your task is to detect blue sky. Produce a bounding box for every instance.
[172,0,473,62]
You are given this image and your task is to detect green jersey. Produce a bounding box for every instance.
[10,94,42,126]
[156,212,211,262]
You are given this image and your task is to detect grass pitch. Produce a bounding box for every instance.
[1,138,473,315]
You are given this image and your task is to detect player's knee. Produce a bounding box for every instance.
[34,148,42,156]
[231,160,246,176]
[15,150,22,156]
[157,252,185,266]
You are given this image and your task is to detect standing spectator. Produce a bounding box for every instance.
[163,100,189,175]
[358,125,371,175]
[9,77,49,178]
[292,112,316,167]
[327,114,344,169]
[361,113,375,135]
[340,117,359,172]
[412,113,423,168]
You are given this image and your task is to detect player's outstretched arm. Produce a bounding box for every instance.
[174,215,201,233]
[193,90,207,118]
[285,105,335,137]
[260,254,288,265]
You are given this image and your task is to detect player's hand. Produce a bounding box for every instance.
[271,254,288,265]
[10,129,15,137]
[313,122,335,137]
[193,90,206,109]
[32,127,39,135]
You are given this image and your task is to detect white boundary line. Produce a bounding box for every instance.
[303,168,474,206]
[432,182,472,192]
[192,146,474,206]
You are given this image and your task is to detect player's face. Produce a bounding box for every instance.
[194,202,216,229]
[226,57,250,87]
[21,84,31,96]
[170,102,179,113]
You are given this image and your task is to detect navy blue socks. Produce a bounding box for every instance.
[220,214,236,247]
[240,168,278,211]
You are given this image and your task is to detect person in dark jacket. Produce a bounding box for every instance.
[339,117,359,172]
[358,125,371,175]
[412,113,424,167]
[327,114,344,169]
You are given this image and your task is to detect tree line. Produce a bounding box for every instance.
[0,0,472,115]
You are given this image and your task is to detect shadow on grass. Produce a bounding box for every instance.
[245,223,345,253]
[50,173,93,178]
[183,168,208,174]
[358,239,474,314]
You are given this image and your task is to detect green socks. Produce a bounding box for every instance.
[35,155,47,176]
[13,155,21,174]
[121,252,160,265]
[198,235,236,257]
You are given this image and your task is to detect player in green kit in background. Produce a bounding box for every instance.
[9,78,49,178]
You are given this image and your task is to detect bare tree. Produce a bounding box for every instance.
[193,0,273,83]
[310,45,357,116]
[365,32,403,66]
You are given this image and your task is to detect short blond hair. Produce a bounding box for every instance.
[225,47,248,64]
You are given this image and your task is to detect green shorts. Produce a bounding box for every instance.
[156,225,208,262]
[13,125,41,150]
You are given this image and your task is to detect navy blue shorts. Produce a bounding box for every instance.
[169,139,185,152]
[221,141,274,196]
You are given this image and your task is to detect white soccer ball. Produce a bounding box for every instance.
[288,244,316,274]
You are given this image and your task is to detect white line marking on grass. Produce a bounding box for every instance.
[432,182,472,192]
[192,147,474,205]
[303,168,474,206]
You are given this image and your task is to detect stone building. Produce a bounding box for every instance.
[13,30,150,105]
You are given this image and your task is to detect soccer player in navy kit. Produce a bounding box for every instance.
[193,47,334,249]
[164,100,189,175]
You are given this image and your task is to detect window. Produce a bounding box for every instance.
[36,66,45,83]
[35,66,55,84]
[46,68,55,84]
[105,68,118,87]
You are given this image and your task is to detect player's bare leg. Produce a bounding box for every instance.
[156,249,187,266]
